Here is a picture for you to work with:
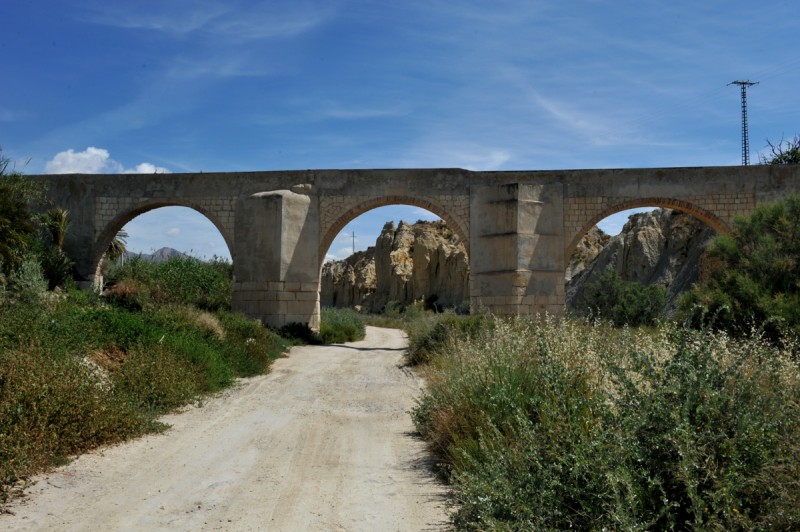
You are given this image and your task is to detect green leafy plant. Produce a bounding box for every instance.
[318,307,366,344]
[411,316,800,530]
[579,268,666,326]
[681,194,800,343]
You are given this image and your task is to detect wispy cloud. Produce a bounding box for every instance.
[164,54,272,80]
[80,0,335,41]
[322,104,409,120]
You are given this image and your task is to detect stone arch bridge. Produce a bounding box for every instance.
[36,165,800,328]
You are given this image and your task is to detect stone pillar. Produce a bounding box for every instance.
[232,189,321,329]
[469,183,566,317]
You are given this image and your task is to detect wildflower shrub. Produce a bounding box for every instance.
[412,316,800,530]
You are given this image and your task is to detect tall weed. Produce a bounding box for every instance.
[412,316,800,530]
[318,307,366,344]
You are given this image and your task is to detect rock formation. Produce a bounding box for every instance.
[322,209,715,315]
[566,208,716,310]
[321,220,469,312]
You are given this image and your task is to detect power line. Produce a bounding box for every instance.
[729,80,759,165]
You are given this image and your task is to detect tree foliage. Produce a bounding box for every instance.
[578,268,666,327]
[0,150,72,288]
[681,195,800,342]
[760,134,800,165]
[0,152,43,274]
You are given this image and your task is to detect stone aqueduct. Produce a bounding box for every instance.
[37,165,800,328]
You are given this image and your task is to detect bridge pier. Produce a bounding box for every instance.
[470,183,566,317]
[232,189,321,329]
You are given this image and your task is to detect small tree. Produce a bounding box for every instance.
[760,134,800,165]
[106,229,129,264]
[681,195,800,342]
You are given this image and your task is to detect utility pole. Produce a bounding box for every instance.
[729,80,758,165]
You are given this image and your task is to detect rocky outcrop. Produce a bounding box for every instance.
[566,209,716,310]
[565,226,610,282]
[323,209,713,315]
[321,220,469,312]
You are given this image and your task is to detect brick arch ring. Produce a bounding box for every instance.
[319,195,470,267]
[92,200,234,277]
[564,197,731,263]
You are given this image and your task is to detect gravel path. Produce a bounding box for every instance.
[2,326,450,531]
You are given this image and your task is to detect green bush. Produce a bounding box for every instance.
[6,258,49,307]
[0,344,151,503]
[318,307,366,344]
[412,316,800,530]
[106,255,232,310]
[406,311,492,365]
[278,321,321,344]
[0,289,288,505]
[578,268,666,326]
[0,165,43,274]
[681,195,800,344]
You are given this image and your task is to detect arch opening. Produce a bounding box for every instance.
[565,202,721,318]
[93,204,233,285]
[319,204,470,315]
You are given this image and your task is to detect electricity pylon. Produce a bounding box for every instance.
[729,80,758,165]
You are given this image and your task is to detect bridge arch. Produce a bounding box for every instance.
[319,195,470,267]
[565,197,730,262]
[93,201,234,277]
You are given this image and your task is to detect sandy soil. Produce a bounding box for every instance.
[1,327,450,531]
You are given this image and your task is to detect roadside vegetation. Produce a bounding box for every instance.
[403,192,800,529]
[409,315,800,529]
[0,257,290,506]
[0,155,371,506]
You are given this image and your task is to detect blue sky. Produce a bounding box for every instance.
[3,0,799,260]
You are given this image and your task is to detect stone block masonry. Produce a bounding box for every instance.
[32,165,800,328]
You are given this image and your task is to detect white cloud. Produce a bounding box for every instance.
[44,147,113,174]
[166,227,181,237]
[125,162,171,174]
[44,147,169,174]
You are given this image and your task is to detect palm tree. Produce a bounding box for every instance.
[43,207,69,252]
[107,229,129,264]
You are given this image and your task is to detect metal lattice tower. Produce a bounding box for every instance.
[729,80,758,165]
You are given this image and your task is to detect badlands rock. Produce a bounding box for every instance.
[321,220,469,312]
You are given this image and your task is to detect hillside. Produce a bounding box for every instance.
[321,220,469,312]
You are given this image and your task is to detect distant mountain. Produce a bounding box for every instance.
[125,247,189,262]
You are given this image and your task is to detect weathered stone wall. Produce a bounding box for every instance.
[32,164,800,328]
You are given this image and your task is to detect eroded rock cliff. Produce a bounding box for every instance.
[322,209,714,314]
[566,208,716,310]
[320,220,469,312]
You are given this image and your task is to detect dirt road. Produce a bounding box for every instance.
[2,327,450,531]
